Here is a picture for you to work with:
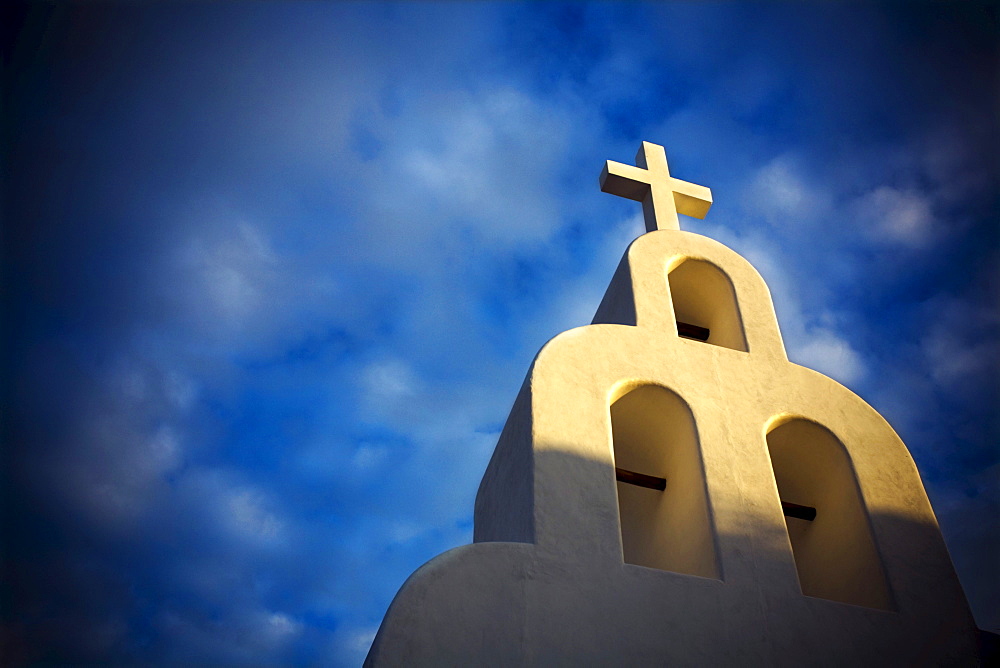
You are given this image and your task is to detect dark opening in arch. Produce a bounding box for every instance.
[611,384,719,578]
[667,258,748,352]
[766,418,892,609]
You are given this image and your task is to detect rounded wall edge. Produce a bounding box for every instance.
[474,368,536,545]
[758,366,977,632]
[627,229,788,362]
[364,542,535,667]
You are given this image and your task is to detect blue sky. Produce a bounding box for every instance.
[3,2,997,664]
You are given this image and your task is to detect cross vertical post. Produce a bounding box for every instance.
[600,141,713,233]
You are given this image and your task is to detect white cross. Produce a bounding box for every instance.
[600,141,713,232]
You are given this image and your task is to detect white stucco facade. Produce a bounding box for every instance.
[365,147,980,666]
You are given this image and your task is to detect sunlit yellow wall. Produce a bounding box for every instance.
[367,228,979,666]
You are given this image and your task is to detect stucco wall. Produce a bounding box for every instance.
[366,229,979,666]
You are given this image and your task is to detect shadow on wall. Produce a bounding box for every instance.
[369,446,982,665]
[558,448,976,661]
[609,385,891,610]
[536,446,976,660]
[980,630,1000,666]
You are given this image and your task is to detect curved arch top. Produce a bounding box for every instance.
[764,416,893,609]
[593,229,787,362]
[668,257,748,352]
[611,383,719,578]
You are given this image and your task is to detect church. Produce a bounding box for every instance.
[365,142,981,665]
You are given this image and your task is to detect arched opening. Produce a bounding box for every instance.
[667,258,748,351]
[766,418,892,609]
[611,384,718,578]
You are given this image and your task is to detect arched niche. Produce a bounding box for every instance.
[766,418,892,609]
[667,258,748,352]
[610,384,719,578]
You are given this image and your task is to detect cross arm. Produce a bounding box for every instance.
[600,161,652,201]
[670,179,713,219]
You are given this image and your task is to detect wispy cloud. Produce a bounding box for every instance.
[4,3,996,664]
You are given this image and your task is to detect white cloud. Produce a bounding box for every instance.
[348,626,379,654]
[789,329,866,385]
[226,488,284,542]
[857,186,935,247]
[177,221,278,327]
[165,370,199,412]
[387,520,424,544]
[920,295,1000,393]
[359,359,427,427]
[362,359,418,404]
[145,426,183,474]
[919,121,996,207]
[64,422,182,530]
[353,86,573,259]
[923,328,981,390]
[173,469,288,548]
[352,443,390,472]
[745,155,824,225]
[705,228,867,386]
[47,358,191,533]
[155,606,303,664]
[261,612,301,644]
[329,624,381,666]
[757,160,806,212]
[162,212,342,355]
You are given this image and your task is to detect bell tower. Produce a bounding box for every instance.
[366,142,980,666]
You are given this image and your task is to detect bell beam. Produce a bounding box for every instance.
[615,466,816,522]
